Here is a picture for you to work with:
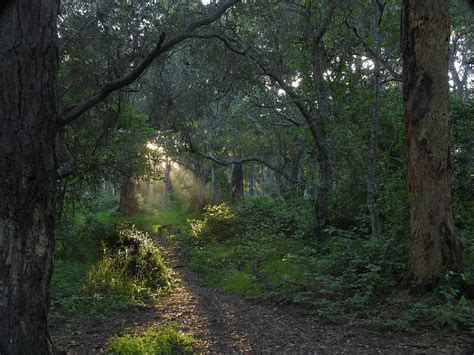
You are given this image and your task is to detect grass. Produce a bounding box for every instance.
[51,209,185,326]
[106,322,195,354]
[96,208,191,233]
[185,233,474,332]
[181,202,474,333]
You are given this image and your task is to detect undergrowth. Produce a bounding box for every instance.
[181,197,474,333]
[51,218,171,326]
[106,322,195,354]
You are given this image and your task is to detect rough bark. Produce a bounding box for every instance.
[119,179,139,215]
[231,162,244,201]
[0,1,59,353]
[402,0,462,291]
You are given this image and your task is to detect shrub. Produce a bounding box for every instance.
[189,203,244,242]
[55,215,117,261]
[113,223,171,289]
[235,196,312,238]
[87,223,171,299]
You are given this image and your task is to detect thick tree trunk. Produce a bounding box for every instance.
[162,161,172,208]
[402,0,462,291]
[367,0,382,238]
[0,1,59,353]
[119,179,139,215]
[231,162,244,201]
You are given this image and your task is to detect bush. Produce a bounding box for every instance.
[87,223,171,300]
[55,215,117,261]
[235,196,312,238]
[51,222,171,324]
[189,203,244,242]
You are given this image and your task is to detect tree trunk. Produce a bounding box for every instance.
[402,0,462,291]
[119,179,139,215]
[189,163,208,213]
[312,44,333,237]
[210,165,219,203]
[367,0,382,238]
[231,162,244,201]
[0,1,59,353]
[162,160,172,208]
[248,162,256,196]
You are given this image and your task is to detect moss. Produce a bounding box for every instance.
[106,322,195,354]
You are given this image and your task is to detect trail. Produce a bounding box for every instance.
[54,235,473,354]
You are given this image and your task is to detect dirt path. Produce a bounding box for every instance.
[54,236,474,354]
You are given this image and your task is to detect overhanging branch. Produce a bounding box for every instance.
[60,0,241,127]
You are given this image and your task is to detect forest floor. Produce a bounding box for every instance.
[53,234,474,354]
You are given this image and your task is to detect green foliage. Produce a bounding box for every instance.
[189,203,244,242]
[182,196,474,333]
[106,323,195,354]
[93,223,171,291]
[51,219,171,325]
[97,209,190,234]
[452,98,474,231]
[236,196,312,238]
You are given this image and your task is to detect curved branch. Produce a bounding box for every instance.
[60,0,241,127]
[189,144,298,183]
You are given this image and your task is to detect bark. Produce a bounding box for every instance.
[290,143,304,186]
[210,165,218,203]
[402,0,462,291]
[119,179,139,215]
[248,162,256,196]
[231,162,244,201]
[0,1,59,353]
[312,45,333,236]
[162,160,172,208]
[189,163,208,213]
[367,0,383,238]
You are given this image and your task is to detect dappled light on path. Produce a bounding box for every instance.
[53,232,473,353]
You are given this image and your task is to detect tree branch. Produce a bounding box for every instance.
[60,0,241,127]
[189,144,298,183]
[344,13,401,82]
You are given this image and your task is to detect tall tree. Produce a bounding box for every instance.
[0,1,59,352]
[402,0,462,290]
[0,1,240,352]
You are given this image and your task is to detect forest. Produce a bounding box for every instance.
[0,0,473,353]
